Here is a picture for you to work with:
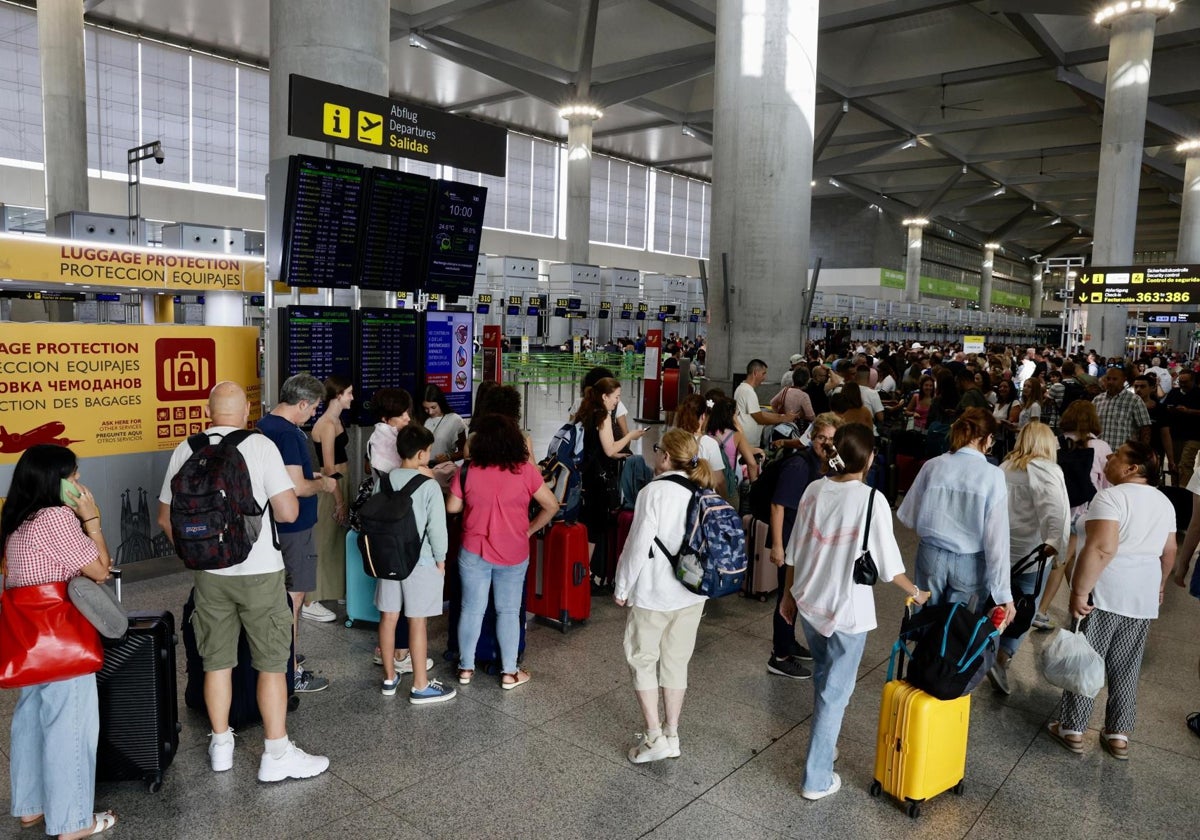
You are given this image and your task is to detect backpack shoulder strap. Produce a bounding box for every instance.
[220,428,257,449]
[186,432,210,454]
[656,474,697,494]
[395,474,431,498]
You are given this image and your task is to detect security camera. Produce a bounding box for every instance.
[152,142,165,165]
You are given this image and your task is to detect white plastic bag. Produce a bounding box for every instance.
[1041,624,1105,698]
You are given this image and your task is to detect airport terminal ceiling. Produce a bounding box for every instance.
[69,0,1200,263]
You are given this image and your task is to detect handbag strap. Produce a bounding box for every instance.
[861,487,876,553]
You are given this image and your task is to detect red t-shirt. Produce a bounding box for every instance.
[4,506,98,587]
[451,462,544,565]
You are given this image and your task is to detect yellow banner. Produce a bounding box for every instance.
[0,323,260,463]
[0,234,265,293]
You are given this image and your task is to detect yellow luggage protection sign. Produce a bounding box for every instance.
[0,324,260,462]
[0,234,265,293]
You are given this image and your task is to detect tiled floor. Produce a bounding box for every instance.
[4,379,1200,839]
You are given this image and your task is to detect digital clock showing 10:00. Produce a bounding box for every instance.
[1135,291,1191,303]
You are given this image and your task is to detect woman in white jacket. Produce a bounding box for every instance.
[986,422,1071,694]
[779,423,928,800]
[613,429,712,765]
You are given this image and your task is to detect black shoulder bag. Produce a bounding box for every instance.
[852,488,879,586]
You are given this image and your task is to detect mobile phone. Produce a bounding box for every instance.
[61,478,81,508]
[328,471,344,480]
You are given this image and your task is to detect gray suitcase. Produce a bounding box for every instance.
[741,515,778,601]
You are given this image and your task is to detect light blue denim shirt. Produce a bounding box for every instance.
[897,447,1012,604]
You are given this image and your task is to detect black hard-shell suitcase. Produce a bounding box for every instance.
[182,589,298,730]
[95,609,180,792]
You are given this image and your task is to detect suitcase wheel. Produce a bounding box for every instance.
[868,780,882,797]
[345,619,354,628]
[953,780,965,796]
[147,774,163,794]
[905,801,921,819]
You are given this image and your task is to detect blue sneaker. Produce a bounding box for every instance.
[381,675,402,697]
[409,679,456,705]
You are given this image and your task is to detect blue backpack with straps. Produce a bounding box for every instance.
[652,475,747,598]
[888,601,999,700]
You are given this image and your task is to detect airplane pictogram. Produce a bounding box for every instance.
[0,423,84,454]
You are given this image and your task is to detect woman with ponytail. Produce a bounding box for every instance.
[779,423,928,800]
[613,429,714,766]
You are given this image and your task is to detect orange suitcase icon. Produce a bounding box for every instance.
[162,350,210,394]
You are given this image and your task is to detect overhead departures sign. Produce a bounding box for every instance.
[288,75,507,177]
[1072,265,1200,305]
[0,323,260,463]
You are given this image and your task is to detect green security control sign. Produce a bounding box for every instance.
[1072,264,1200,305]
[288,75,507,177]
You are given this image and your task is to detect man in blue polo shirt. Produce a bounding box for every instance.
[257,372,338,694]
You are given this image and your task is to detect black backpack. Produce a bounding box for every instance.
[355,473,431,581]
[1057,435,1097,507]
[889,601,999,701]
[747,449,798,524]
[169,429,268,570]
[1058,379,1086,414]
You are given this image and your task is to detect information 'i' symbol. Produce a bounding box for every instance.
[323,103,351,139]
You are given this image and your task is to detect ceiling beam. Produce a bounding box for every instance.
[813,138,919,177]
[82,0,107,11]
[409,0,514,30]
[1064,26,1200,65]
[592,118,675,139]
[591,57,713,108]
[927,185,1008,217]
[916,106,1089,136]
[573,0,600,97]
[654,153,713,167]
[417,31,568,103]
[845,57,1048,99]
[916,167,965,215]
[1003,12,1066,65]
[445,90,526,113]
[1042,229,1087,259]
[989,205,1038,240]
[644,0,716,33]
[592,43,713,84]
[819,0,972,34]
[1055,67,1200,141]
[422,28,572,83]
[813,102,848,160]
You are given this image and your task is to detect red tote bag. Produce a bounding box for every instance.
[0,581,104,689]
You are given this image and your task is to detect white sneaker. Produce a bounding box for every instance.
[628,734,674,764]
[208,731,235,772]
[257,741,330,782]
[665,734,681,758]
[395,653,435,674]
[300,602,337,623]
[802,771,842,801]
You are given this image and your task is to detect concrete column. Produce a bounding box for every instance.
[204,291,244,326]
[706,0,817,383]
[267,0,390,402]
[565,115,594,265]
[1087,10,1164,358]
[980,245,996,314]
[37,0,90,220]
[1179,149,1200,262]
[1030,267,1044,319]
[904,223,924,304]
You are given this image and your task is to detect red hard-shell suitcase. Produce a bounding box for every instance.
[895,454,924,496]
[741,514,777,601]
[528,521,590,631]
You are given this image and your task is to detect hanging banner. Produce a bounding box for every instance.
[0,234,265,293]
[0,324,260,463]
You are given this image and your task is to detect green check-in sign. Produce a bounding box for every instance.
[288,75,507,177]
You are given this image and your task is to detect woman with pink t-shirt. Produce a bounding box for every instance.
[446,414,559,689]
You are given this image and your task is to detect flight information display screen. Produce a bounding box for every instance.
[354,308,420,426]
[356,168,433,292]
[425,180,487,297]
[281,156,364,288]
[278,307,353,428]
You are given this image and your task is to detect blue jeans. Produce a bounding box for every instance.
[998,566,1051,658]
[915,541,987,608]
[10,674,99,836]
[799,617,867,794]
[457,548,528,674]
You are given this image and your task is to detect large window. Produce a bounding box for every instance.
[591,154,648,249]
[0,3,42,164]
[139,41,190,183]
[448,132,557,236]
[236,68,268,193]
[652,170,709,258]
[191,54,236,188]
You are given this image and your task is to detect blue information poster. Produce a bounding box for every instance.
[423,311,473,415]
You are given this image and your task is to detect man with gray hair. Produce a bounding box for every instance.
[257,373,338,694]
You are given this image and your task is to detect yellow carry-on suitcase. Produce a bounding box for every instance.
[870,679,970,818]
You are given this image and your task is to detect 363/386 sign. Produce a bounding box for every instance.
[1072,265,1200,304]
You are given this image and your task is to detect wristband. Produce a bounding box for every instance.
[84,516,99,524]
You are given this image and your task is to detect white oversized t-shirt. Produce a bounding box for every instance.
[785,478,906,636]
[734,381,762,449]
[1085,483,1174,619]
[158,426,295,577]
